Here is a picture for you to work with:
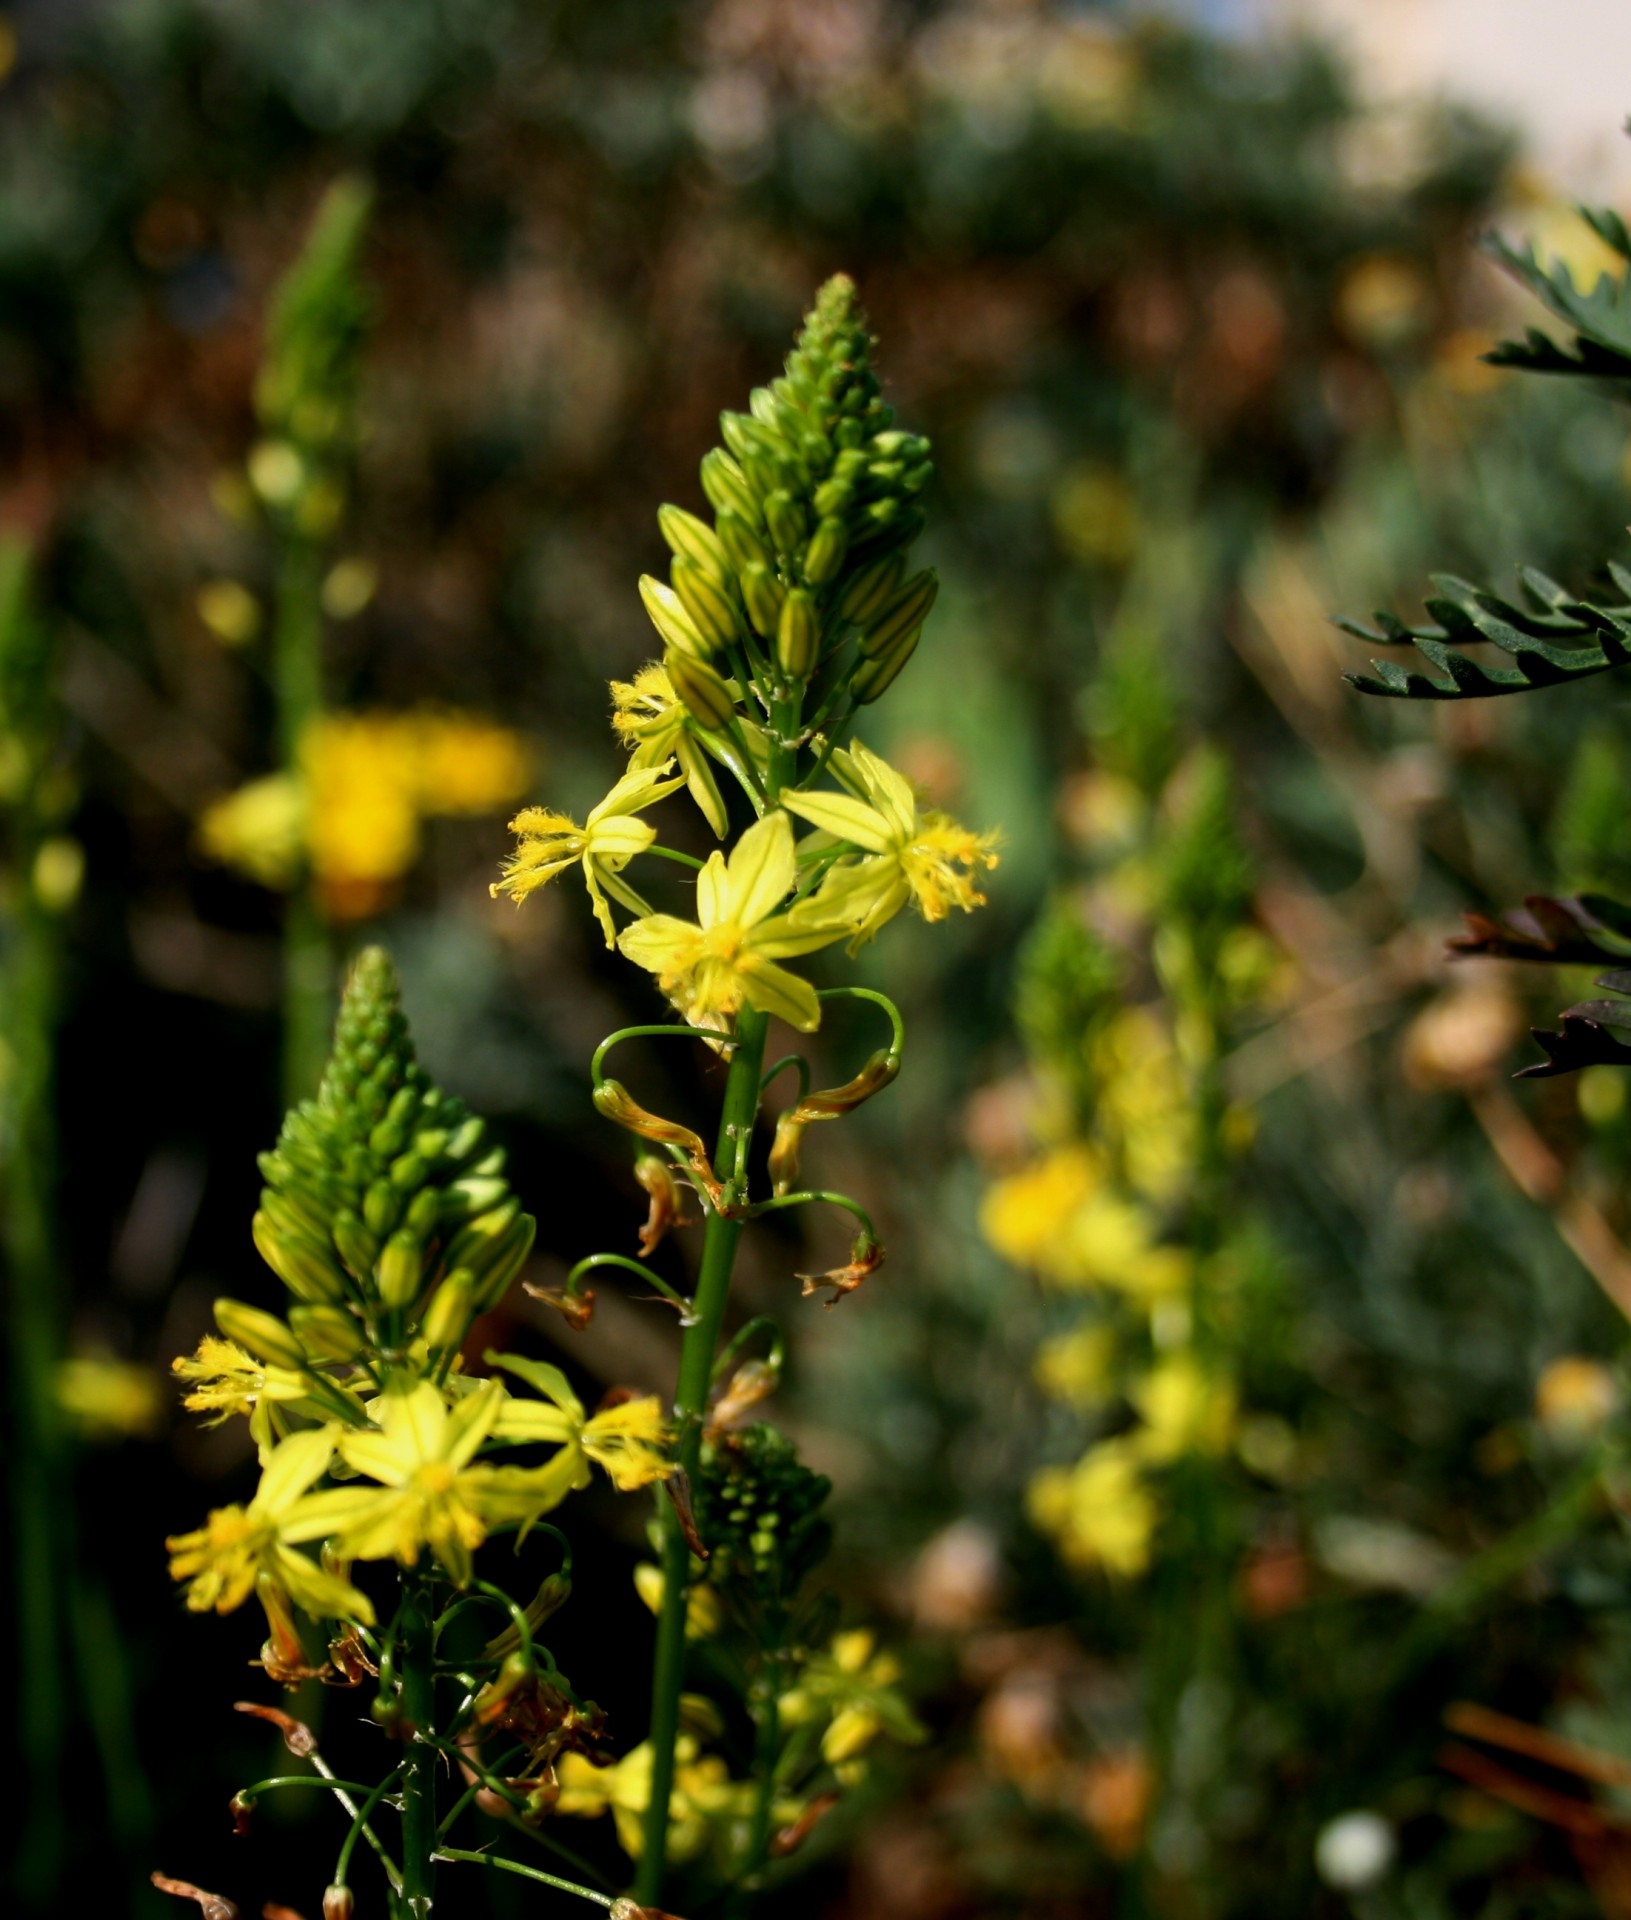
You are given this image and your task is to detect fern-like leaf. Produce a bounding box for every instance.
[1342,569,1631,700]
[1479,219,1631,381]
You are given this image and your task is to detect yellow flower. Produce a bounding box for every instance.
[57,1354,165,1441]
[167,1427,374,1623]
[980,1146,1100,1273]
[783,738,997,949]
[492,763,686,948]
[171,1334,320,1461]
[1027,1438,1157,1579]
[1034,1324,1118,1409]
[488,1352,673,1490]
[611,662,764,839]
[1129,1355,1235,1462]
[198,773,306,888]
[556,1736,770,1863]
[617,811,844,1033]
[328,1379,584,1587]
[408,712,533,813]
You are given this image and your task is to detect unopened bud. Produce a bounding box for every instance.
[252,1212,348,1305]
[740,561,786,640]
[362,1178,399,1237]
[213,1298,306,1370]
[388,1149,429,1191]
[323,1887,354,1920]
[802,516,848,585]
[332,1209,379,1281]
[837,551,904,626]
[823,1705,881,1764]
[813,476,853,518]
[700,448,762,525]
[376,1230,424,1310]
[858,569,938,659]
[716,508,772,575]
[672,556,740,654]
[776,587,820,680]
[764,488,807,557]
[423,1271,473,1350]
[288,1304,366,1360]
[657,503,731,581]
[639,575,711,659]
[850,622,920,704]
[666,648,737,733]
[467,1213,536,1312]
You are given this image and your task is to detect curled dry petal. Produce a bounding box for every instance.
[234,1700,317,1756]
[151,1873,241,1920]
[524,1281,596,1331]
[797,1233,885,1307]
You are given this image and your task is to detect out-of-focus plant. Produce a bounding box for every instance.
[199,707,532,922]
[200,177,374,1101]
[978,528,1283,1876]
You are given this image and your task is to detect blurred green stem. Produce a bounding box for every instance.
[636,1005,771,1902]
[274,534,330,1105]
[398,1577,439,1914]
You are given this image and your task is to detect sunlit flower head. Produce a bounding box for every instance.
[1027,1437,1156,1579]
[617,810,843,1033]
[492,762,684,947]
[784,738,998,950]
[488,1352,673,1491]
[610,662,744,839]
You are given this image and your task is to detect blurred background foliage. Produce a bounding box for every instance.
[11,1,1631,1915]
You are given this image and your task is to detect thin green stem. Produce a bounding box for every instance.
[564,1251,693,1321]
[398,1577,439,1913]
[240,1774,381,1800]
[333,1765,405,1894]
[591,1024,735,1088]
[760,1053,812,1103]
[432,1847,615,1908]
[817,984,906,1059]
[739,1189,877,1239]
[643,843,706,871]
[635,1003,771,1903]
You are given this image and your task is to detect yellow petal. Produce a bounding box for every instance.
[724,812,796,928]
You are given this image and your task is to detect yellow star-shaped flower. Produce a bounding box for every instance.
[784,739,998,950]
[492,762,685,947]
[487,1351,673,1491]
[617,810,843,1033]
[166,1426,374,1623]
[328,1379,581,1588]
[610,663,765,839]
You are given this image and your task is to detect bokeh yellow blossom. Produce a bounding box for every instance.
[199,708,532,920]
[1028,1438,1158,1578]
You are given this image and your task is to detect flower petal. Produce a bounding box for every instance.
[253,1427,337,1516]
[735,952,821,1032]
[782,789,894,853]
[725,812,796,928]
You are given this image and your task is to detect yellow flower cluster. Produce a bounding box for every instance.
[166,1360,670,1631]
[982,998,1237,1578]
[200,708,532,921]
[494,728,996,1031]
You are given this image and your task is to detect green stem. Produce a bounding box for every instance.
[398,1577,439,1914]
[634,1002,771,1903]
[273,534,331,1107]
[433,1847,615,1908]
[738,1662,783,1898]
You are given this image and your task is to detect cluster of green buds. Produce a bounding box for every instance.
[220,946,535,1388]
[246,175,373,539]
[643,273,938,733]
[695,1422,834,1608]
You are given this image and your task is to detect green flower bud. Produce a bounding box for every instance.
[389,1149,429,1191]
[468,1212,537,1311]
[260,1183,330,1246]
[289,1304,366,1360]
[442,1197,522,1275]
[740,562,786,641]
[657,504,731,581]
[853,503,926,557]
[764,489,807,557]
[851,622,921,704]
[423,1270,474,1351]
[859,568,938,658]
[639,574,712,660]
[837,552,905,626]
[666,648,738,732]
[776,588,820,681]
[377,1230,424,1310]
[405,1186,442,1236]
[363,1178,399,1237]
[368,1117,408,1160]
[332,1208,379,1281]
[721,410,779,464]
[802,517,848,586]
[252,1210,349,1304]
[813,476,853,518]
[214,1298,306,1370]
[716,509,773,575]
[443,1115,486,1166]
[442,1175,511,1222]
[700,448,762,526]
[412,1127,448,1161]
[671,557,740,654]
